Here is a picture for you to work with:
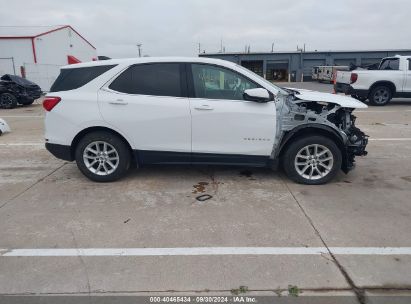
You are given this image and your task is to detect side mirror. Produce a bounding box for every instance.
[243,88,272,103]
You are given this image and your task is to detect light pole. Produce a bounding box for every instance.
[136,43,142,57]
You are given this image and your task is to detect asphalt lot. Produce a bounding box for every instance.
[0,82,411,302]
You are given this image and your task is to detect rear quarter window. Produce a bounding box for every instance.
[50,65,116,92]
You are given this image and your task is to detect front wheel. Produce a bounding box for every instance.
[75,131,131,182]
[282,136,342,185]
[0,93,18,109]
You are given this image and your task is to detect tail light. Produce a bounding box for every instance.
[350,73,358,84]
[43,97,61,111]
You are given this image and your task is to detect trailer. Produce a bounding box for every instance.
[317,66,349,83]
[311,66,320,80]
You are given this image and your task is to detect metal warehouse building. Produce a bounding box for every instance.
[0,25,97,90]
[200,49,411,82]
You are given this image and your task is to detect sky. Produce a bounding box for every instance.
[0,0,410,58]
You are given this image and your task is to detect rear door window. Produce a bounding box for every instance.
[109,63,183,97]
[50,65,116,92]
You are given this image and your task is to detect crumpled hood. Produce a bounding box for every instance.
[286,88,368,109]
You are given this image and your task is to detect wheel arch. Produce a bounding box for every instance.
[369,81,396,96]
[70,126,136,164]
[277,124,349,172]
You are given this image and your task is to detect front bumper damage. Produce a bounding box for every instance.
[273,90,368,173]
[342,122,368,172]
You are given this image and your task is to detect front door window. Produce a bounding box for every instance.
[191,64,258,101]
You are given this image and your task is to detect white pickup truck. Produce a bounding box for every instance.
[335,55,411,106]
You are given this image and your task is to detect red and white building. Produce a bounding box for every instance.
[0,25,97,90]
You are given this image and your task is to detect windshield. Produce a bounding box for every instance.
[234,64,289,95]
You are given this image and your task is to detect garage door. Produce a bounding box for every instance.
[266,60,289,81]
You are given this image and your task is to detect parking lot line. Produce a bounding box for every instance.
[356,110,411,113]
[1,247,411,257]
[0,143,43,146]
[0,116,44,118]
[368,138,411,141]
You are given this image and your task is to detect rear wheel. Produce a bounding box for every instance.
[369,86,392,106]
[283,135,342,185]
[0,93,18,109]
[75,131,131,182]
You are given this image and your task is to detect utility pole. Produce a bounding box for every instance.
[136,43,142,57]
[198,43,201,54]
[297,44,305,82]
[271,42,274,53]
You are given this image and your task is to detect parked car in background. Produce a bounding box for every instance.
[44,57,368,185]
[0,74,42,109]
[335,55,411,106]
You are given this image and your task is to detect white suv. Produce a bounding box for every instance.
[44,57,368,184]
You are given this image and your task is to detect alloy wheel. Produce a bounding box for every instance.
[373,88,389,104]
[83,141,119,176]
[294,144,334,180]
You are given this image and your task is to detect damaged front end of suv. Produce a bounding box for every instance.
[0,74,42,109]
[273,88,368,173]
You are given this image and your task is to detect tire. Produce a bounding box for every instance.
[0,93,18,109]
[75,131,131,182]
[369,85,392,106]
[282,135,342,185]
